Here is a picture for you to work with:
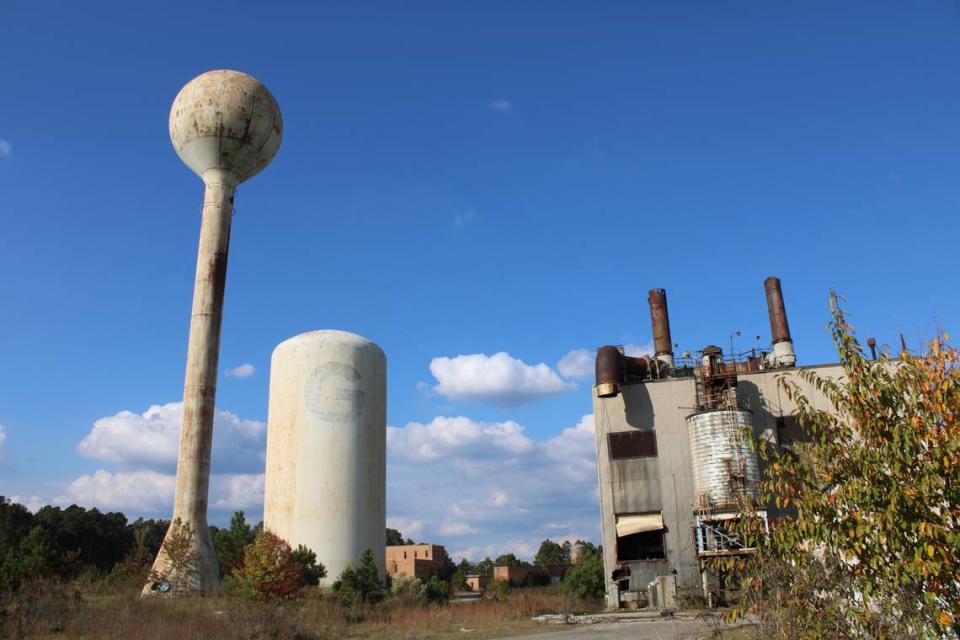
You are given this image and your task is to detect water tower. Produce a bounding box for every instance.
[144,70,282,597]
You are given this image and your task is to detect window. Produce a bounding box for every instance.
[608,430,657,460]
[616,530,666,561]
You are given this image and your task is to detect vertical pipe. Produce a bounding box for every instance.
[867,337,877,360]
[151,175,233,596]
[763,277,791,344]
[648,289,674,366]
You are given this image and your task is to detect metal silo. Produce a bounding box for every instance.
[263,330,387,583]
[685,409,760,512]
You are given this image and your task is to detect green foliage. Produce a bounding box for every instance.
[493,553,521,567]
[484,578,510,602]
[0,498,143,591]
[386,527,413,546]
[227,530,305,601]
[473,557,495,577]
[451,563,469,592]
[718,297,960,637]
[292,544,326,586]
[561,551,604,600]
[211,511,255,577]
[533,539,570,566]
[420,576,450,603]
[332,549,384,605]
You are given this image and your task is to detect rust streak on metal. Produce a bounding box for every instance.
[763,276,792,344]
[648,289,673,358]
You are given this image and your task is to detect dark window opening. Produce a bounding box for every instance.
[776,415,806,447]
[609,430,657,460]
[616,530,666,561]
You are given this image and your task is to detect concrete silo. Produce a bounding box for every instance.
[263,331,387,583]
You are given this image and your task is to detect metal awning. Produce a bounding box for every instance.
[615,512,664,537]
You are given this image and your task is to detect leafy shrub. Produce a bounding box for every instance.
[484,578,510,602]
[561,552,604,600]
[228,530,305,601]
[420,576,449,604]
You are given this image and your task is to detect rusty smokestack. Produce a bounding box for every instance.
[763,277,796,367]
[867,337,877,360]
[648,288,674,367]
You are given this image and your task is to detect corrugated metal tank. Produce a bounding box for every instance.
[685,409,760,511]
[263,330,386,584]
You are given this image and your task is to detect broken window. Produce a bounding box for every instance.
[608,430,657,460]
[615,512,666,561]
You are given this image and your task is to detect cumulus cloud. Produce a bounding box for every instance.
[0,139,10,158]
[488,99,512,112]
[429,352,573,406]
[388,414,600,561]
[9,496,45,513]
[387,517,425,541]
[557,349,593,380]
[55,470,264,515]
[388,416,534,463]
[224,363,255,378]
[76,402,265,473]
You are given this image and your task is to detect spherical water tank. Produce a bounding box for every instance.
[685,409,761,512]
[263,330,386,583]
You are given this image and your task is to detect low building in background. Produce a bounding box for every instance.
[493,564,571,586]
[465,574,489,592]
[386,544,446,581]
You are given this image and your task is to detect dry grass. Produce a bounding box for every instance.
[0,579,596,639]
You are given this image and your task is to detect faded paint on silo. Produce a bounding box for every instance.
[263,330,386,583]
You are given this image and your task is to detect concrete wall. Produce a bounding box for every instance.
[592,363,844,608]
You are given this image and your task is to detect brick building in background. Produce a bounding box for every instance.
[386,544,446,580]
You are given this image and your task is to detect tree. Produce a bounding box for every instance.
[474,557,495,577]
[562,550,604,600]
[292,544,326,586]
[493,553,521,567]
[212,511,255,577]
[227,530,305,601]
[385,527,406,546]
[332,549,384,604]
[534,539,570,566]
[720,297,960,636]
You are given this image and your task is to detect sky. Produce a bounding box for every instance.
[1,1,958,562]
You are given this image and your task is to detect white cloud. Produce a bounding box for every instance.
[429,352,573,406]
[488,99,512,112]
[557,349,593,380]
[387,414,600,561]
[624,342,654,357]
[0,139,10,158]
[0,424,7,447]
[439,521,479,536]
[76,402,265,474]
[388,416,534,463]
[224,363,255,378]
[9,496,45,513]
[55,470,264,515]
[57,470,175,513]
[454,207,475,228]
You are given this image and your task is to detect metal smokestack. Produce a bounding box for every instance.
[144,70,282,598]
[648,289,674,367]
[763,276,796,367]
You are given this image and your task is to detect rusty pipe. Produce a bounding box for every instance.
[648,289,673,366]
[867,337,877,360]
[595,346,623,397]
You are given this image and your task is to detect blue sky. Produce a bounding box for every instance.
[1,1,958,560]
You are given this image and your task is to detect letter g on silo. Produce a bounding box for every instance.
[304,362,366,423]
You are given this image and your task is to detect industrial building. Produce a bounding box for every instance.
[592,278,843,609]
